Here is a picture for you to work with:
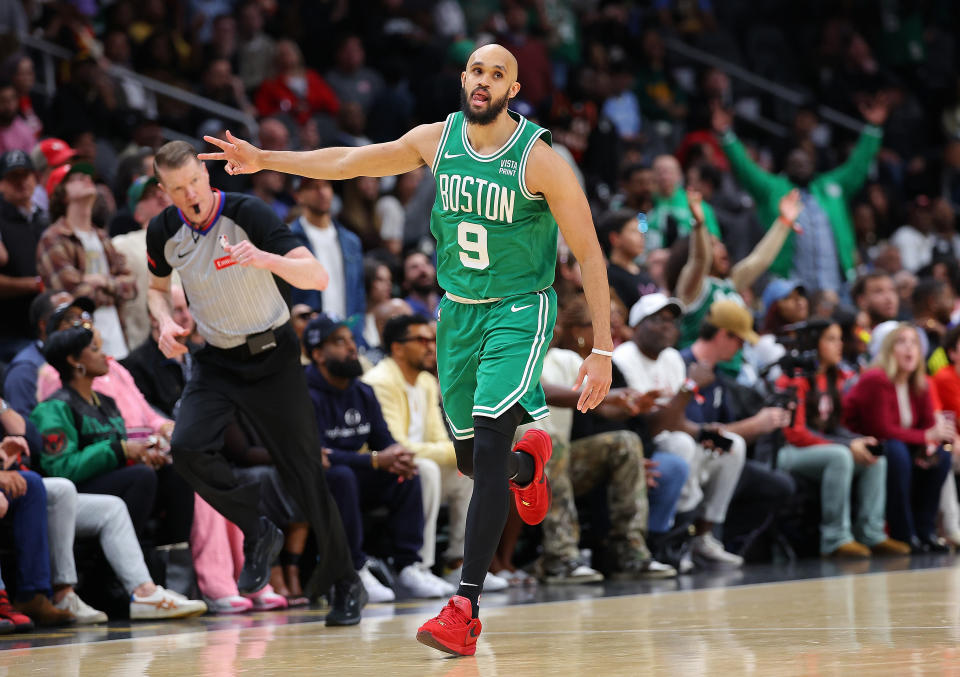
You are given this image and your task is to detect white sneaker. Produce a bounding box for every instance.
[494,568,537,586]
[359,563,396,603]
[691,533,744,568]
[444,566,510,592]
[482,571,509,591]
[398,564,450,598]
[54,591,108,624]
[420,566,456,595]
[678,551,695,574]
[205,595,253,615]
[130,586,208,619]
[638,559,678,579]
[542,562,604,585]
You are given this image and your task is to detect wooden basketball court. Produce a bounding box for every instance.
[6,564,960,676]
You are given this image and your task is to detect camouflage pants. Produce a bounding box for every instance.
[541,430,650,570]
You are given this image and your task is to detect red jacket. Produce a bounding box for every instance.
[254,70,339,125]
[842,367,934,446]
[777,369,853,448]
[933,367,960,423]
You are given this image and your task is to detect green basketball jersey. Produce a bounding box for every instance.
[430,110,557,300]
[679,276,745,376]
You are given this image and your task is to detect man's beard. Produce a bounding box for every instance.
[786,170,812,188]
[326,357,364,379]
[460,86,510,126]
[306,203,330,219]
[411,279,435,296]
[869,307,896,326]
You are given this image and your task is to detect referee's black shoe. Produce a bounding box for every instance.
[238,516,284,594]
[325,572,367,626]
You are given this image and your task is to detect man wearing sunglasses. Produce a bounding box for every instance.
[363,315,496,593]
[303,313,455,601]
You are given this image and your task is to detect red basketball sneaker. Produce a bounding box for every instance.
[509,428,553,525]
[416,595,482,656]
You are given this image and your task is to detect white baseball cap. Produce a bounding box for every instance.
[869,320,928,361]
[628,292,685,327]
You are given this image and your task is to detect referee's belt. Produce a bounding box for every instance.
[211,323,287,357]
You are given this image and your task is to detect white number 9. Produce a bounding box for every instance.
[458,221,489,270]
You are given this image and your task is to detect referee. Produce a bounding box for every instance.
[145,141,364,626]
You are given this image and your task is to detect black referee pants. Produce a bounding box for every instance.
[170,323,353,590]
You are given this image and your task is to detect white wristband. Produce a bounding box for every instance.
[591,348,614,357]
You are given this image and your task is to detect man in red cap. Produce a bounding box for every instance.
[36,161,135,359]
[28,137,75,214]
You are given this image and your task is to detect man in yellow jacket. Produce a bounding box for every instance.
[362,314,507,590]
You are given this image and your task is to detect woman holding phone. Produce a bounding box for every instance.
[30,327,191,542]
[776,320,910,558]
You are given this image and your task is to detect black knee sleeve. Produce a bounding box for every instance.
[454,438,475,478]
[472,403,525,438]
[455,404,525,478]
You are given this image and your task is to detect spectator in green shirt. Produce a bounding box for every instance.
[648,154,721,250]
[713,100,889,293]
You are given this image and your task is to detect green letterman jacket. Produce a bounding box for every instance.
[30,387,129,484]
[719,125,882,282]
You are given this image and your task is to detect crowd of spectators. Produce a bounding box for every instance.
[3,0,960,628]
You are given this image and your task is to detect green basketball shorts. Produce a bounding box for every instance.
[436,287,557,440]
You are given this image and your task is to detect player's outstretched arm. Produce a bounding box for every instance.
[199,123,444,180]
[526,141,612,413]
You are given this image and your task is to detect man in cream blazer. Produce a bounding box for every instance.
[363,314,507,590]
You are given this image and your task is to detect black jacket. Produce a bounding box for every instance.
[0,197,48,338]
[120,338,189,418]
[304,363,395,469]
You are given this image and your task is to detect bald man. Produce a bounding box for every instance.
[357,298,414,369]
[200,43,613,656]
[649,154,721,249]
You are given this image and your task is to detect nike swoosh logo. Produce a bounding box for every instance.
[511,304,533,312]
[177,250,195,259]
[444,151,464,159]
[469,626,480,638]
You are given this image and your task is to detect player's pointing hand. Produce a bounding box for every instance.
[199,130,264,175]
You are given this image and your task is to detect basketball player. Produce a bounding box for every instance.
[200,43,613,656]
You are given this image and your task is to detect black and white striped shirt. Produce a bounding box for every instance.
[147,190,299,349]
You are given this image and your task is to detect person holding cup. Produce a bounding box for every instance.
[931,326,960,546]
[36,299,176,445]
[30,327,193,543]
